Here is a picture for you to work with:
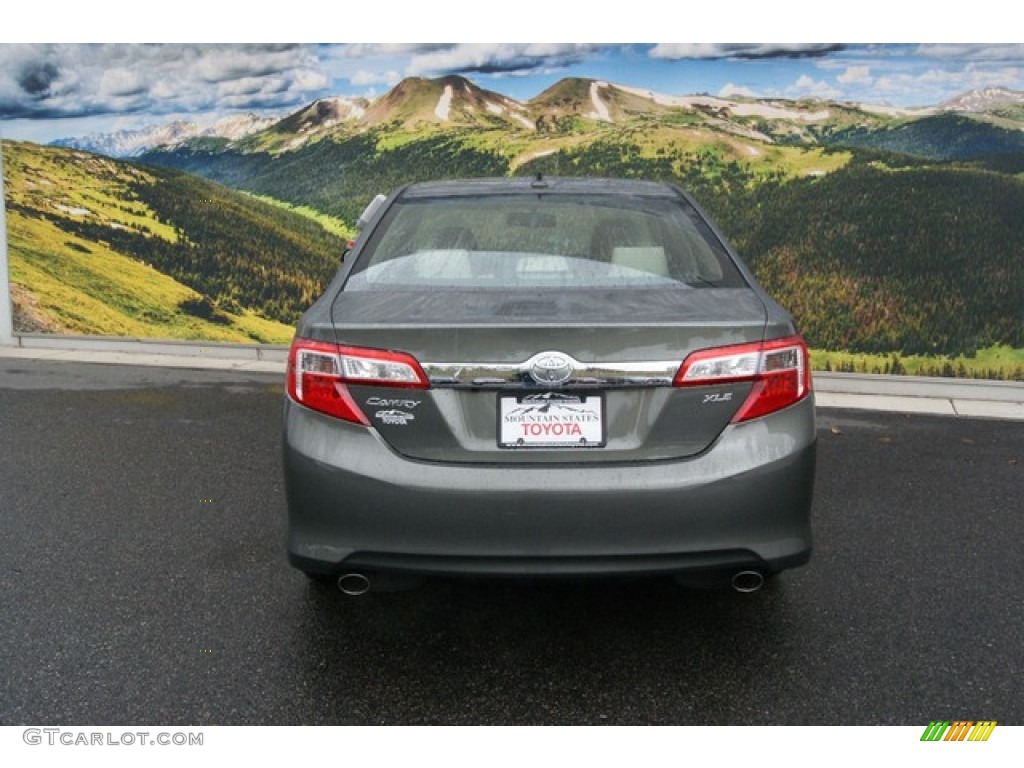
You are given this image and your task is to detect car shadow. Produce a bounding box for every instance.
[289,573,804,724]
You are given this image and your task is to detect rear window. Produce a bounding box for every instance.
[344,193,745,291]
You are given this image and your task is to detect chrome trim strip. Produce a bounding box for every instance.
[422,356,681,389]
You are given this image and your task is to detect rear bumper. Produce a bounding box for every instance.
[283,395,816,578]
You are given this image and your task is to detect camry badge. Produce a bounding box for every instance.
[528,351,574,386]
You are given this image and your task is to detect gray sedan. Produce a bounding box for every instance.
[283,177,815,595]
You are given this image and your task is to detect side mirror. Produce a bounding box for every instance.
[341,238,356,263]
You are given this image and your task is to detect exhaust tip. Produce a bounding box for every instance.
[731,570,764,593]
[337,572,371,596]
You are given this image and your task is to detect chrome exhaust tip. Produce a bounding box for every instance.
[337,572,371,596]
[731,570,765,593]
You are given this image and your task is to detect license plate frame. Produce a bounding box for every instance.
[497,392,606,449]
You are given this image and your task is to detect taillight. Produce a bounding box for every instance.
[286,338,428,423]
[674,335,810,422]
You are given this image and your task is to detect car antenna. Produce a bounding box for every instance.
[531,172,547,189]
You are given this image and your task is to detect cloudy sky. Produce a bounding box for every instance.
[2,42,1023,143]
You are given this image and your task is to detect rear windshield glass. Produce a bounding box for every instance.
[344,193,745,291]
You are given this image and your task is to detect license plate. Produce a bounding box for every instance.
[498,392,605,448]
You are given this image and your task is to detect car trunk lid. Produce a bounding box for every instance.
[328,287,767,464]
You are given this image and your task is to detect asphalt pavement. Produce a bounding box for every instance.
[1,358,1022,725]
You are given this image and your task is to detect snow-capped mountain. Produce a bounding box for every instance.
[940,87,1024,113]
[52,78,1024,162]
[51,113,276,157]
[53,121,200,157]
[274,97,368,135]
[203,113,277,140]
[361,75,534,130]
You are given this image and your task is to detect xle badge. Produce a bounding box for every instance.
[703,392,734,403]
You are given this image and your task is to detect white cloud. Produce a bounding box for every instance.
[837,66,872,85]
[343,44,450,59]
[787,74,841,100]
[719,83,755,98]
[292,69,329,91]
[331,44,607,90]
[350,69,402,87]
[650,44,725,60]
[404,43,603,76]
[872,65,1023,104]
[98,68,147,98]
[0,43,330,119]
[216,77,280,99]
[150,80,175,100]
[914,44,1024,61]
[650,44,843,60]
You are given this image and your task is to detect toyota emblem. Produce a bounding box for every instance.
[528,351,574,386]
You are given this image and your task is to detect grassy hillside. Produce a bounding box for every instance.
[3,140,345,342]
[811,344,1024,380]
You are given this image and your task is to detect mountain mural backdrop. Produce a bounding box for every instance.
[4,74,1023,378]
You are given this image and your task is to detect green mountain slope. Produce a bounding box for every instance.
[143,132,512,224]
[825,113,1024,160]
[3,140,345,342]
[726,161,1024,356]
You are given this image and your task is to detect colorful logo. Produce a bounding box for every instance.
[920,721,997,742]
